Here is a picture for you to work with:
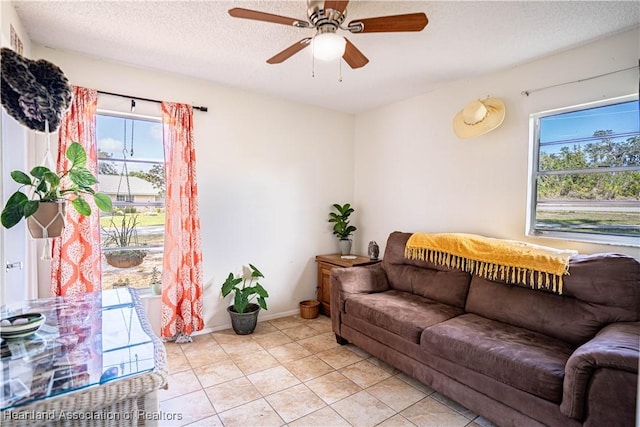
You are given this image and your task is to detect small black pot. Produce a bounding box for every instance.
[227,303,260,335]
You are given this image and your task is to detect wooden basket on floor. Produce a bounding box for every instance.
[299,300,320,319]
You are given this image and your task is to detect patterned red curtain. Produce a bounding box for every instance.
[160,102,204,339]
[50,86,101,296]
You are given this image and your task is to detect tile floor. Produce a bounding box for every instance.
[159,314,498,427]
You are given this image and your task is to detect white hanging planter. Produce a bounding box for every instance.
[26,201,66,239]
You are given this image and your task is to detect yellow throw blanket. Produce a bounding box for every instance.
[405,233,577,294]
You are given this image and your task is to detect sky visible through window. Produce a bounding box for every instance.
[96,115,164,170]
[539,100,639,146]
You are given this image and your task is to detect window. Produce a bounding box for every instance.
[527,95,639,247]
[96,113,166,289]
[116,194,134,203]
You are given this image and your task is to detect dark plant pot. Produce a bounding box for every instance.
[27,201,66,239]
[105,251,146,268]
[227,303,260,335]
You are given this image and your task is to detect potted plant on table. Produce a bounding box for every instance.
[328,203,357,255]
[102,214,147,268]
[221,264,269,335]
[1,142,112,238]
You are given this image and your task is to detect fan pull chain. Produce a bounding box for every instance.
[338,59,343,83]
[311,39,316,78]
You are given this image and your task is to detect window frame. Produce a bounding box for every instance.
[116,194,134,203]
[96,109,166,289]
[526,94,639,248]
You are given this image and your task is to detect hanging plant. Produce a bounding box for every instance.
[104,251,146,269]
[102,214,147,268]
[1,142,112,236]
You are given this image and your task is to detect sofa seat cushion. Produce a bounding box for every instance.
[421,313,575,402]
[344,290,463,343]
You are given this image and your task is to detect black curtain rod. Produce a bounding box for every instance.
[98,90,208,112]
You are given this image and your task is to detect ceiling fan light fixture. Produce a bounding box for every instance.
[312,32,346,61]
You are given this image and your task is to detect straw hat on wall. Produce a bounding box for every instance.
[453,97,505,139]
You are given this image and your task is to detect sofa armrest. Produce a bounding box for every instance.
[332,263,389,295]
[330,263,389,337]
[561,322,639,420]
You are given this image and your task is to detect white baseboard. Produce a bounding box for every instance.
[194,308,301,335]
[137,294,302,338]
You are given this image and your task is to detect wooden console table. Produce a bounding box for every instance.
[0,288,167,426]
[315,254,381,316]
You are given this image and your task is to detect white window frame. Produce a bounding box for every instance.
[526,94,639,247]
[116,194,134,203]
[96,109,166,289]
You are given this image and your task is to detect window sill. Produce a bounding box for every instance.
[528,229,639,248]
[137,287,162,299]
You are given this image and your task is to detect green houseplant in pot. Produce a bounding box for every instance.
[149,266,162,295]
[1,142,112,238]
[221,264,269,335]
[101,213,147,268]
[328,203,357,255]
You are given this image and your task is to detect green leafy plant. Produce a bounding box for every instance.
[102,214,147,265]
[1,142,112,229]
[221,264,269,314]
[149,266,162,295]
[328,203,357,239]
[102,214,141,247]
[149,266,161,284]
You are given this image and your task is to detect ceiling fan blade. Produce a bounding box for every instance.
[348,12,428,33]
[267,38,312,64]
[342,38,369,69]
[229,8,309,27]
[324,0,349,14]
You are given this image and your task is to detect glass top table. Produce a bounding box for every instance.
[0,287,160,411]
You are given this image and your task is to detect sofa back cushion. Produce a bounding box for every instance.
[465,253,640,346]
[382,231,472,308]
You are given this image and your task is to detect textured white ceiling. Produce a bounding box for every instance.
[11,1,640,114]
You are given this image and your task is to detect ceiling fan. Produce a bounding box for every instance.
[228,0,428,69]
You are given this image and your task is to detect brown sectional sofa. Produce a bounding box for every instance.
[331,231,640,427]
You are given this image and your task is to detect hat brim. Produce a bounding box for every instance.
[453,98,505,139]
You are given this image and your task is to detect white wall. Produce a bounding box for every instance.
[354,28,639,258]
[0,2,38,304]
[3,11,637,327]
[1,1,30,52]
[31,46,355,331]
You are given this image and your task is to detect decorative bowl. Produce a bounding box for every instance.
[0,313,46,339]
